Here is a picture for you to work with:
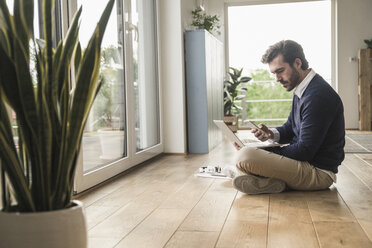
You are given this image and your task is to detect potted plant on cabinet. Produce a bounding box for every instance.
[224,67,251,132]
[191,7,221,36]
[0,0,114,247]
[364,39,372,48]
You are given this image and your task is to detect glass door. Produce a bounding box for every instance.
[79,0,126,173]
[124,0,161,154]
[67,0,162,192]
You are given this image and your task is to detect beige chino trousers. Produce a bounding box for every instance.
[235,147,334,191]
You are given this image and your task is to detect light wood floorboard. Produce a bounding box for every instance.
[267,192,319,248]
[335,155,372,243]
[77,140,372,248]
[215,193,269,248]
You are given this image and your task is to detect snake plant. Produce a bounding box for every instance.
[0,0,114,212]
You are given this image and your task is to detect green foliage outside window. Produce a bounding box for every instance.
[236,69,293,127]
[93,45,122,129]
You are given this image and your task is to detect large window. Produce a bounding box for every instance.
[228,0,332,127]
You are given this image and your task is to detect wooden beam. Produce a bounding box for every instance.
[358,49,372,130]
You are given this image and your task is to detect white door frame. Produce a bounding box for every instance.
[61,0,163,193]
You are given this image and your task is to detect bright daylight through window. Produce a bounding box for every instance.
[228,1,331,127]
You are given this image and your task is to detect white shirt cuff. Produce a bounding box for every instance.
[269,128,280,142]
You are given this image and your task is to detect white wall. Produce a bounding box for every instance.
[158,0,187,153]
[181,0,197,31]
[205,0,226,43]
[158,0,218,153]
[336,0,372,129]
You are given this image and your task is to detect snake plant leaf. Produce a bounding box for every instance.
[71,0,115,133]
[13,0,32,57]
[49,7,82,193]
[12,38,39,152]
[54,0,115,206]
[54,6,82,100]
[60,35,100,187]
[1,166,10,210]
[39,89,53,206]
[42,0,54,101]
[0,10,11,53]
[67,0,114,155]
[52,40,63,102]
[14,0,34,39]
[0,44,22,111]
[0,29,9,54]
[20,0,34,36]
[0,0,14,55]
[96,0,115,46]
[0,0,13,32]
[0,96,34,211]
[74,42,82,77]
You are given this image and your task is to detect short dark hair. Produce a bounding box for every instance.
[261,40,309,70]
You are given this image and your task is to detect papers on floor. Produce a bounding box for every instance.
[194,165,230,180]
[194,172,230,179]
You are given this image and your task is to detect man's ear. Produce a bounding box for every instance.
[294,58,302,69]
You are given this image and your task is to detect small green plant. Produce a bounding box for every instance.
[191,7,221,35]
[224,67,251,116]
[364,39,372,49]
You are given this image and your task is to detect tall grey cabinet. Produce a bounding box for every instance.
[185,30,224,153]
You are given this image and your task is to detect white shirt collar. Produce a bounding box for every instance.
[294,69,316,98]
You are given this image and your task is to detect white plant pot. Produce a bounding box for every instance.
[98,129,124,160]
[0,200,87,248]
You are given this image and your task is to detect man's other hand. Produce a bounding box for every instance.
[233,142,242,151]
[251,124,273,142]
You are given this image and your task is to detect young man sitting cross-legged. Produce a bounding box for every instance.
[225,40,345,195]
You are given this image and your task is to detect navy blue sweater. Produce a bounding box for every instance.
[273,74,345,173]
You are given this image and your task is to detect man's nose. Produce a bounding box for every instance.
[276,74,281,82]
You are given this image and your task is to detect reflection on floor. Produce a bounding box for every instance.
[345,133,372,153]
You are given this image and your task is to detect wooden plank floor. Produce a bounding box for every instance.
[77,140,372,248]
